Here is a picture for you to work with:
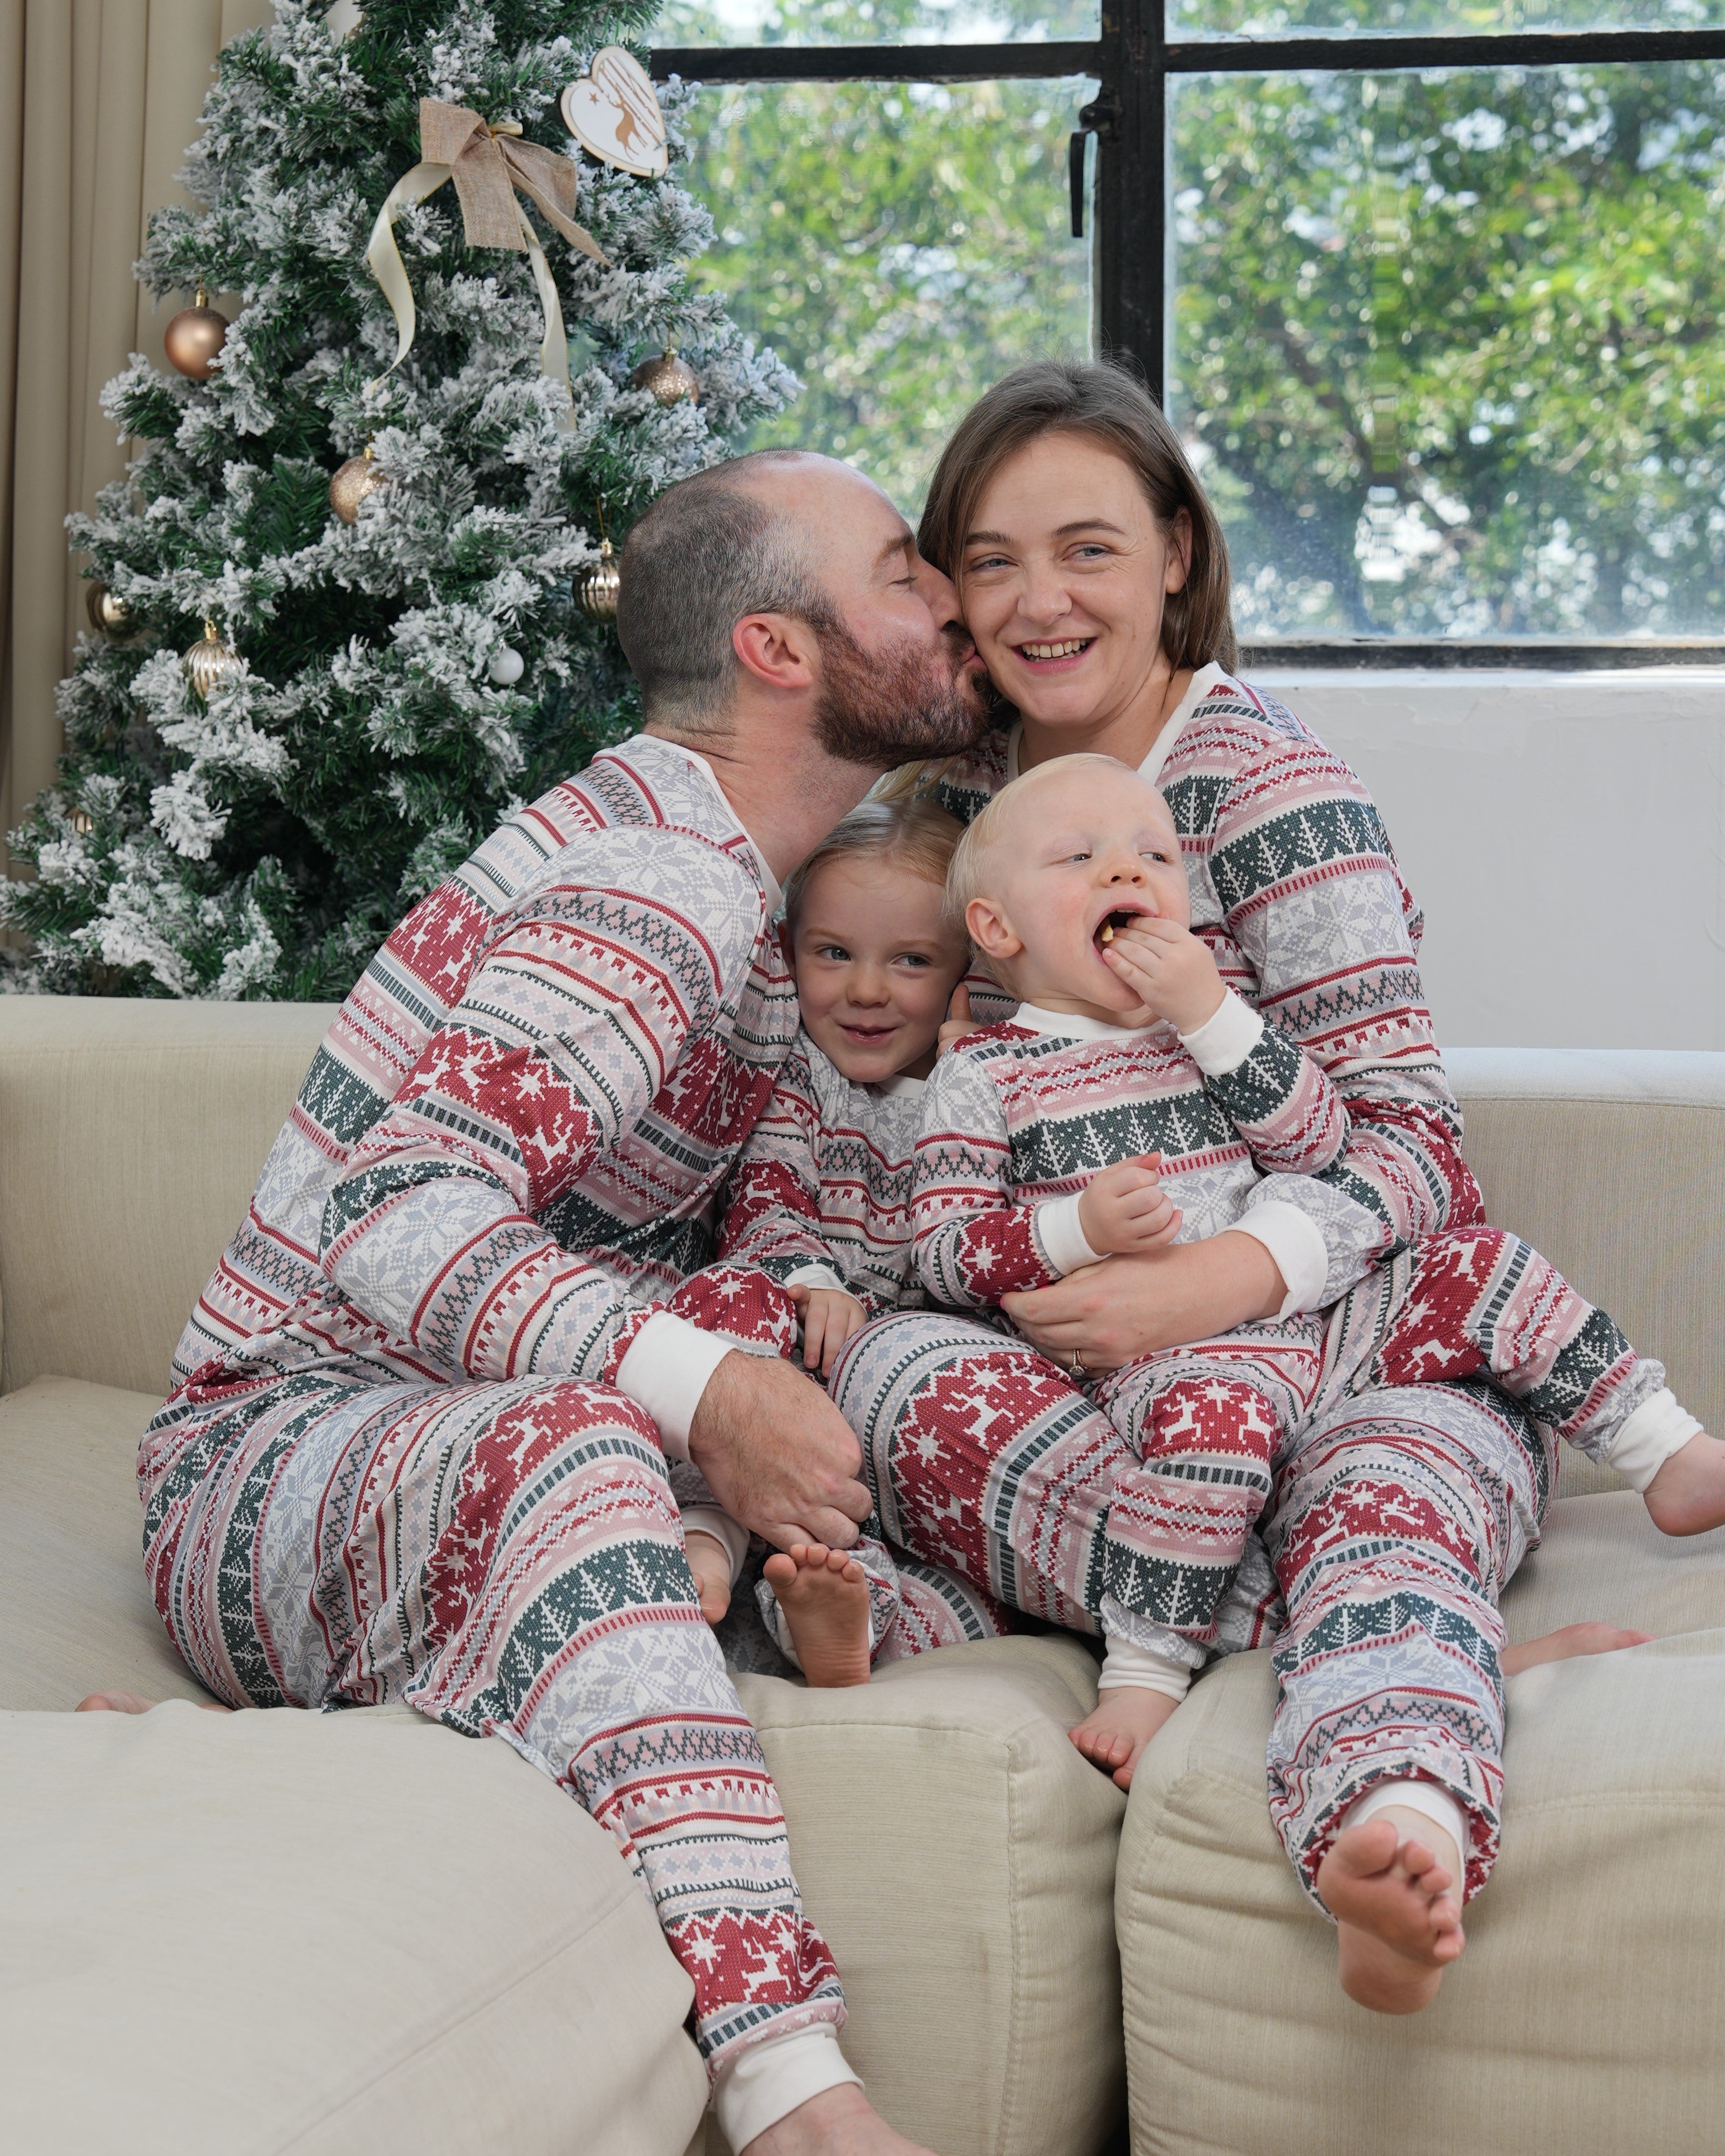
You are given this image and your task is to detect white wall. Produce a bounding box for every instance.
[1255,670,1725,1053]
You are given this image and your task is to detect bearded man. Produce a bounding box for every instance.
[90,452,987,2156]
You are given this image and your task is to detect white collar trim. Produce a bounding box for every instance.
[1012,1001,1160,1043]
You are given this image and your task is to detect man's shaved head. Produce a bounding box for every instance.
[615,451,845,734]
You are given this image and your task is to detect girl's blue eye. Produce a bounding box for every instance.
[817,944,849,962]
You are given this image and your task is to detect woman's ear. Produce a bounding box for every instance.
[1163,508,1193,595]
[966,895,1022,961]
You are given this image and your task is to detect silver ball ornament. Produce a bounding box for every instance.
[86,583,133,637]
[487,644,525,686]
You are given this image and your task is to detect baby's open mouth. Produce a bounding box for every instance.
[1095,908,1140,948]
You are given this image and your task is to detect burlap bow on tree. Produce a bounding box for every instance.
[365,99,607,435]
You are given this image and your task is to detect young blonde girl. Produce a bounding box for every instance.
[680,797,1009,1682]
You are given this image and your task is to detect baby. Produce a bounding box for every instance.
[679,797,1004,1681]
[918,751,1725,1801]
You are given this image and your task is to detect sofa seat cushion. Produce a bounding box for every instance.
[733,1637,1127,2156]
[5,1375,1126,2155]
[0,1699,709,2156]
[0,1375,213,1710]
[1116,1493,1725,2156]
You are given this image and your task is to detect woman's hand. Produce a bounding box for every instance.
[1003,1231,1286,1372]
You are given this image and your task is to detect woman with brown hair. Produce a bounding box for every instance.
[834,360,1634,2015]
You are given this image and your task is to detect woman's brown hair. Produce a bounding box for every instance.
[917,359,1237,676]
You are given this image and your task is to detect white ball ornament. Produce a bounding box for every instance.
[487,644,525,686]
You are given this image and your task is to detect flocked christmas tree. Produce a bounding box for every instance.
[0,0,793,999]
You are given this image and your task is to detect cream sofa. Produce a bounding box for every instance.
[2,999,1723,2156]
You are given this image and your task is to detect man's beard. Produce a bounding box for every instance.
[808,614,988,768]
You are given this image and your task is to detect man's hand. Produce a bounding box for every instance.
[936,982,974,1056]
[1101,917,1226,1034]
[1077,1153,1182,1257]
[687,1348,873,1551]
[789,1282,867,1378]
[1004,1232,1285,1372]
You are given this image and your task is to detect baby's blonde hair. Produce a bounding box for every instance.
[945,753,1149,927]
[783,796,967,935]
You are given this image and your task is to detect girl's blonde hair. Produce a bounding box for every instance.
[782,796,967,935]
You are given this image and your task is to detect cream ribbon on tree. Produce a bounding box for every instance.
[365,98,607,435]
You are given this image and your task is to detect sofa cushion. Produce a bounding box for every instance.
[0,1375,213,1709]
[735,1637,1127,2156]
[0,997,334,1398]
[0,1699,709,2156]
[1116,1492,1725,2156]
[4,1374,1125,2155]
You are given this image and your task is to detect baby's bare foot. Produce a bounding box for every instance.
[1502,1621,1652,1676]
[1644,1431,1725,1536]
[765,1544,871,1687]
[1319,1812,1464,2014]
[1069,1684,1180,1790]
[684,1529,736,1625]
[74,1691,230,1714]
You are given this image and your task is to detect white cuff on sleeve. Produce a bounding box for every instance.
[1178,988,1265,1078]
[613,1312,737,1462]
[1228,1201,1330,1317]
[1344,1779,1468,1870]
[1097,1636,1193,1702]
[713,2024,862,2152]
[1605,1386,1702,1492]
[1035,1192,1108,1276]
[784,1261,848,1293]
[679,1503,750,1585]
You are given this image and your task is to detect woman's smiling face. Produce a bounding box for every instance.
[958,431,1190,747]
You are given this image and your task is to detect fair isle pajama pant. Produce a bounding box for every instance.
[138,1364,845,2074]
[832,1226,1654,1908]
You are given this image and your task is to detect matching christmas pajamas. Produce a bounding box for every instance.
[140,736,857,2124]
[711,1035,1011,1666]
[839,665,1676,1906]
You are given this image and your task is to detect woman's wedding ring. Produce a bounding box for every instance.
[1068,1348,1084,1378]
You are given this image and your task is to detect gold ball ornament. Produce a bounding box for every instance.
[183,619,243,700]
[86,582,133,637]
[629,349,699,407]
[330,443,388,525]
[575,538,620,622]
[164,284,229,382]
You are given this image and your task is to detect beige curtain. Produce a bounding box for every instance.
[0,0,276,877]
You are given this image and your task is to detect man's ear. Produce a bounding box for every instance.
[1164,508,1193,596]
[966,895,1022,962]
[733,612,820,693]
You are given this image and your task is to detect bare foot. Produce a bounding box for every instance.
[1069,1684,1180,1790]
[741,2082,938,2156]
[685,1529,735,1625]
[1502,1621,1652,1676]
[1318,1811,1464,2014]
[1644,1431,1725,1536]
[764,1543,872,1687]
[74,1691,230,1713]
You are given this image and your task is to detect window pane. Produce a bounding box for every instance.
[1170,3,1725,35]
[1170,62,1725,636]
[680,79,1095,513]
[658,0,1099,53]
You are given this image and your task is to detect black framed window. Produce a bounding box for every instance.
[655,9,1725,664]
